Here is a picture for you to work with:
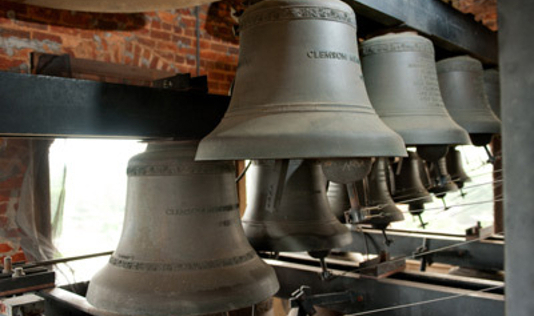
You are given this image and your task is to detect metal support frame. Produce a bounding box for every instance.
[345,0,498,65]
[499,0,534,315]
[0,72,229,139]
[341,228,504,271]
[268,259,504,316]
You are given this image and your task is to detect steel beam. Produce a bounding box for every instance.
[499,0,534,315]
[344,0,498,65]
[0,72,229,139]
[341,228,504,271]
[268,259,504,316]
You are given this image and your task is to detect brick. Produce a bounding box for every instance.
[156,41,177,52]
[0,243,13,253]
[209,71,226,81]
[11,251,26,263]
[0,56,25,71]
[32,31,62,43]
[150,30,171,41]
[211,43,228,53]
[137,36,155,47]
[14,19,48,30]
[0,27,30,38]
[174,55,185,64]
[158,12,176,25]
[149,56,159,68]
[161,22,172,31]
[151,20,162,29]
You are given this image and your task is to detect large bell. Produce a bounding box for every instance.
[87,141,279,316]
[428,156,458,198]
[196,0,406,160]
[360,32,471,146]
[446,148,471,189]
[483,69,501,120]
[392,152,433,205]
[5,0,217,13]
[437,56,501,146]
[357,158,404,229]
[242,160,351,252]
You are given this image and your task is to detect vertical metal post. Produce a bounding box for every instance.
[499,1,534,315]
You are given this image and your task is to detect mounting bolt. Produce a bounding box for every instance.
[12,267,25,278]
[2,256,12,274]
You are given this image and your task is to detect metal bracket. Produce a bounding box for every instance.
[289,286,362,316]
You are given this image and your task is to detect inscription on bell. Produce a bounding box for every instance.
[165,204,239,215]
[408,57,444,107]
[307,50,360,64]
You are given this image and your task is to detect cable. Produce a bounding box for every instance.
[400,198,503,215]
[236,160,252,183]
[329,232,502,280]
[345,285,503,316]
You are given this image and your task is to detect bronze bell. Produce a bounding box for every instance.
[392,152,433,205]
[356,158,404,229]
[360,32,471,147]
[437,56,501,146]
[196,0,406,160]
[86,141,279,316]
[484,69,501,120]
[242,160,351,252]
[326,181,351,221]
[446,148,471,189]
[428,156,458,198]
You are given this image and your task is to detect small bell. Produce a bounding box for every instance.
[428,156,458,198]
[392,152,434,205]
[242,160,351,252]
[356,158,405,229]
[446,148,471,189]
[87,141,279,316]
[437,56,501,146]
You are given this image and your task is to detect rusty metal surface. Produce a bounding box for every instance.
[86,141,279,316]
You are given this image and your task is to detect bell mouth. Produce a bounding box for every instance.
[470,133,495,146]
[416,145,450,162]
[242,218,352,253]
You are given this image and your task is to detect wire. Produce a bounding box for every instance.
[345,285,503,316]
[400,198,503,215]
[236,160,252,183]
[329,231,502,280]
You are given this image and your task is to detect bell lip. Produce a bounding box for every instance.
[195,112,408,160]
[380,118,472,146]
[86,259,280,316]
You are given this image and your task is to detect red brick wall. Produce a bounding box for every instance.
[0,0,244,263]
[0,139,30,263]
[442,0,498,31]
[0,1,242,94]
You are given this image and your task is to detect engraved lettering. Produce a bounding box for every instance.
[165,204,239,215]
[109,250,257,271]
[408,57,444,107]
[307,50,360,64]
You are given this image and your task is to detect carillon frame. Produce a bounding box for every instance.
[1,0,524,315]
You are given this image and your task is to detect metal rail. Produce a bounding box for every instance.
[0,72,229,139]
[341,228,504,271]
[345,0,498,65]
[269,258,504,316]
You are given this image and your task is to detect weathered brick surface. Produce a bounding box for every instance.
[442,0,498,31]
[0,0,242,94]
